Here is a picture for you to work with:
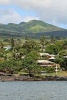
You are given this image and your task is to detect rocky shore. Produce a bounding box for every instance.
[0,75,67,81]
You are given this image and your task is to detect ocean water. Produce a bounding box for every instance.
[0,81,67,100]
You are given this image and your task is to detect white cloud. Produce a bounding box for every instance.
[0,9,39,24]
[12,0,67,27]
[24,16,39,22]
[0,0,67,28]
[0,0,11,5]
[0,9,22,24]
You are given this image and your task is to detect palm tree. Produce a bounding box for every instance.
[40,35,46,52]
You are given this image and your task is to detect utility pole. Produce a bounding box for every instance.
[55,64,58,76]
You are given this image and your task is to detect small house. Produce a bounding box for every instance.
[37,60,56,67]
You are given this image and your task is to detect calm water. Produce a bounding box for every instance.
[0,81,67,100]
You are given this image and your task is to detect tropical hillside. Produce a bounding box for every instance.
[0,20,67,38]
[0,37,67,79]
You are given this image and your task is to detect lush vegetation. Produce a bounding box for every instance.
[0,20,67,38]
[0,36,67,77]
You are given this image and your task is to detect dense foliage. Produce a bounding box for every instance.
[0,20,67,38]
[0,37,67,76]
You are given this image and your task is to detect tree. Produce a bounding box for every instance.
[22,51,39,76]
[45,44,58,55]
[55,54,67,70]
[11,38,14,50]
[59,50,67,57]
[0,41,4,48]
[40,35,46,52]
[63,39,67,49]
[50,36,56,44]
[22,39,39,53]
[0,60,22,74]
[61,58,67,70]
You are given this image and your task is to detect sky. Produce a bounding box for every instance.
[0,0,67,29]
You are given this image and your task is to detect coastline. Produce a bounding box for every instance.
[0,75,67,82]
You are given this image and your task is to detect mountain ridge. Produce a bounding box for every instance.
[0,20,67,38]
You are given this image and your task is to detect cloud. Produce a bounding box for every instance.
[0,0,11,5]
[24,16,39,22]
[0,9,22,24]
[0,0,67,28]
[12,0,67,27]
[0,8,39,24]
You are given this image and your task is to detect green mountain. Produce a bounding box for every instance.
[0,20,67,38]
[18,20,65,33]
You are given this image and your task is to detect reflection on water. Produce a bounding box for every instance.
[0,81,67,100]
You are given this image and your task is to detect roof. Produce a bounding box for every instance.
[39,53,49,56]
[37,60,54,64]
[63,56,67,58]
[49,57,55,60]
[49,54,55,57]
[4,45,12,50]
[39,53,55,57]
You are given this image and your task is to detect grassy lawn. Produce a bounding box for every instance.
[18,71,29,75]
[18,70,67,78]
[46,71,67,77]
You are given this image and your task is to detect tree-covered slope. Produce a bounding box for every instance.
[0,20,67,38]
[18,20,64,33]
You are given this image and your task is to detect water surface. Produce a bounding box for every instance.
[0,81,67,100]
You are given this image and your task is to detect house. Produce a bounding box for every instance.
[49,56,55,60]
[37,60,56,67]
[39,53,56,60]
[63,56,67,59]
[39,53,49,57]
[3,45,12,51]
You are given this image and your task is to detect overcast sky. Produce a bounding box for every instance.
[0,0,67,29]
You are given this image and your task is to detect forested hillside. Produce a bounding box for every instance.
[0,20,67,38]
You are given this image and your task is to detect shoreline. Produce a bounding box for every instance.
[0,75,67,82]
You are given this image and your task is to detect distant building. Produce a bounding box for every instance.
[4,45,12,51]
[39,52,56,60]
[39,53,49,57]
[63,56,67,59]
[37,60,56,67]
